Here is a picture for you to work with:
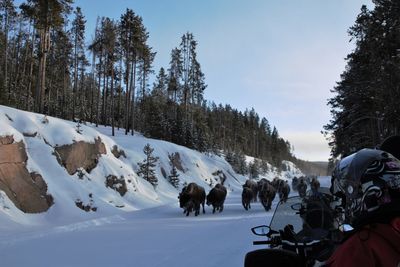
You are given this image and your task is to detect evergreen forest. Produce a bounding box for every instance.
[324,0,400,159]
[0,0,305,173]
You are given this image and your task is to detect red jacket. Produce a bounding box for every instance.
[325,217,400,267]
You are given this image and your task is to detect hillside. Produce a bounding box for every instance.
[0,105,304,226]
[295,160,329,176]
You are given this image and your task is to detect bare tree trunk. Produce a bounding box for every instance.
[35,29,50,114]
[26,27,35,111]
[124,57,131,135]
[79,64,85,120]
[118,59,122,130]
[4,10,9,104]
[72,28,78,120]
[130,59,136,136]
[102,60,108,126]
[96,51,102,127]
[111,65,115,136]
[90,51,96,123]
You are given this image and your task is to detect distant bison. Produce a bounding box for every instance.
[297,178,307,198]
[291,176,299,190]
[272,178,290,203]
[206,184,227,213]
[310,177,321,196]
[243,179,258,202]
[258,180,276,211]
[242,186,253,210]
[179,183,206,216]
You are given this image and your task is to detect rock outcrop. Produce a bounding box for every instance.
[105,175,127,196]
[168,152,185,172]
[0,135,53,213]
[54,137,106,175]
[111,145,126,159]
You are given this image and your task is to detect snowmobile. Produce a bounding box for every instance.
[244,188,342,267]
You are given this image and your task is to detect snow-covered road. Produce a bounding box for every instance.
[0,193,275,267]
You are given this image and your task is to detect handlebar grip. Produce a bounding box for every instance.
[253,240,270,245]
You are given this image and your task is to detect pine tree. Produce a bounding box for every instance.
[324,1,400,158]
[0,0,17,105]
[71,6,86,120]
[168,165,180,188]
[137,143,159,187]
[20,0,73,114]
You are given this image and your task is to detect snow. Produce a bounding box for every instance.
[0,105,313,267]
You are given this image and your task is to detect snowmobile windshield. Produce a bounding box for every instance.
[269,196,304,234]
[269,188,335,241]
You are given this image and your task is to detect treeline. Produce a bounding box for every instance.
[0,0,295,169]
[324,0,400,158]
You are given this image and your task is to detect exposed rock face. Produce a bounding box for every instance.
[105,175,127,196]
[0,135,53,213]
[111,145,126,159]
[169,152,185,172]
[54,137,106,175]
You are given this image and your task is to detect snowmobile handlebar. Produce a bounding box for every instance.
[253,240,271,245]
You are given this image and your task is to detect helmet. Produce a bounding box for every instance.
[331,148,400,225]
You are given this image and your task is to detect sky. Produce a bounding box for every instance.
[25,0,375,161]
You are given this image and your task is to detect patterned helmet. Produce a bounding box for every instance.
[331,149,400,224]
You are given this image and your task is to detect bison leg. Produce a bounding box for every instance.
[242,200,248,210]
[220,204,224,212]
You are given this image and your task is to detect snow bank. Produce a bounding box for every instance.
[0,105,303,227]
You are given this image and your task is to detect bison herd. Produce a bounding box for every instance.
[242,177,290,212]
[178,176,316,216]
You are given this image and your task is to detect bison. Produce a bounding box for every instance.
[291,176,299,190]
[243,179,258,202]
[310,177,321,196]
[206,184,227,213]
[258,180,276,211]
[242,186,253,210]
[297,178,307,198]
[179,182,206,216]
[271,178,290,203]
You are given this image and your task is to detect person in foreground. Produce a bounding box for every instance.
[325,148,400,267]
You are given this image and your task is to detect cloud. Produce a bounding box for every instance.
[280,131,331,161]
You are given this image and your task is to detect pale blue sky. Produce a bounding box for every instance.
[17,0,371,161]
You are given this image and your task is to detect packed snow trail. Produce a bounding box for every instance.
[0,177,331,267]
[0,194,273,267]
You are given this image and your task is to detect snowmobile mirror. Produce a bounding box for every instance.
[251,225,270,236]
[291,203,302,211]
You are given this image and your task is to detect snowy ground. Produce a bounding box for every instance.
[0,193,273,267]
[0,176,331,267]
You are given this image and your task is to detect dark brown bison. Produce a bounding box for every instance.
[242,186,253,210]
[272,178,290,203]
[310,177,320,195]
[297,178,307,198]
[258,180,276,211]
[179,183,206,216]
[206,184,227,213]
[243,179,258,202]
[291,176,299,190]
